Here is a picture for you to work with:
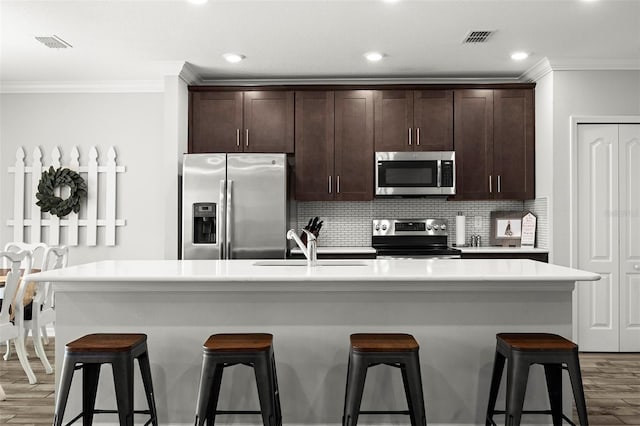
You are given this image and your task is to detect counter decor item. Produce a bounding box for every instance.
[521,212,537,247]
[489,211,532,247]
[35,166,87,218]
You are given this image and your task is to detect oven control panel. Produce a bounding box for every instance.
[372,219,449,236]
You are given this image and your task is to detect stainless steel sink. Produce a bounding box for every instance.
[253,260,368,267]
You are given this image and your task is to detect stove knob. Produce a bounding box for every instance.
[375,224,380,231]
[433,224,440,230]
[382,224,387,231]
[426,224,433,231]
[440,224,447,230]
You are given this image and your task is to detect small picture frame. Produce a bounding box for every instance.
[489,211,530,247]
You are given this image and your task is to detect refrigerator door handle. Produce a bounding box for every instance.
[218,179,226,260]
[226,179,233,259]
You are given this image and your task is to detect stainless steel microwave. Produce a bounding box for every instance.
[375,151,456,196]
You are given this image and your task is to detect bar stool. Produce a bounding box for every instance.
[194,333,282,426]
[342,333,427,426]
[485,333,588,426]
[53,333,158,426]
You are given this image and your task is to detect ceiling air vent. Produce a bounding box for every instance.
[462,30,494,44]
[35,35,73,49]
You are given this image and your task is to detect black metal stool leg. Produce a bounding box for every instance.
[82,364,101,426]
[543,364,563,426]
[486,350,506,426]
[270,351,282,426]
[505,354,529,426]
[342,351,367,426]
[254,352,277,426]
[137,350,159,426]
[53,357,77,426]
[195,355,218,426]
[112,357,135,426]
[205,363,224,426]
[403,354,427,426]
[567,356,589,426]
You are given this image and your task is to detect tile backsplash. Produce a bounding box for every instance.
[297,197,548,249]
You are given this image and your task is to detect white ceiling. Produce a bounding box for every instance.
[1,0,639,86]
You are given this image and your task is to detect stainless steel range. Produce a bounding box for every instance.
[372,219,462,259]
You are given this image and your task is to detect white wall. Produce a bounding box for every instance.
[0,91,168,265]
[551,70,640,267]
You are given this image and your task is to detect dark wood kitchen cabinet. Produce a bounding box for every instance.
[454,88,534,200]
[189,90,294,153]
[295,90,374,201]
[374,90,453,152]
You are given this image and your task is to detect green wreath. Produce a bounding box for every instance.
[35,166,88,218]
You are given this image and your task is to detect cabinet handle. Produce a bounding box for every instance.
[245,129,249,147]
[489,175,492,193]
[497,175,501,193]
[236,129,240,147]
[408,128,412,146]
[416,128,420,146]
[337,175,340,194]
[328,175,332,194]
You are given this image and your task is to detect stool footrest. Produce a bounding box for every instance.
[358,410,410,415]
[64,409,153,426]
[488,410,575,426]
[215,410,262,415]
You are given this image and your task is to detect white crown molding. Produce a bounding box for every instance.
[0,80,164,94]
[520,58,552,82]
[548,58,640,71]
[179,62,200,85]
[196,76,526,86]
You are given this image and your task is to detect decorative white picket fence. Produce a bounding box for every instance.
[7,146,126,246]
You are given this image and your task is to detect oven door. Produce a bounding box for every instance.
[376,254,461,260]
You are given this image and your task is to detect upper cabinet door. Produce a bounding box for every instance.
[334,90,374,201]
[243,91,295,153]
[454,89,494,200]
[374,90,413,152]
[294,91,335,201]
[493,89,535,199]
[189,91,243,153]
[413,90,454,151]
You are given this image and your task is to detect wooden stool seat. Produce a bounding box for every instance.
[53,333,158,426]
[486,332,588,426]
[350,333,419,352]
[497,333,577,351]
[66,333,147,353]
[195,333,281,426]
[204,333,273,352]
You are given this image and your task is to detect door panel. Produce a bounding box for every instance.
[374,90,413,152]
[577,124,619,351]
[294,91,334,201]
[243,91,294,153]
[619,124,640,351]
[189,92,242,153]
[413,90,453,151]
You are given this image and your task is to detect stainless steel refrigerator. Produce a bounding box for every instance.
[181,153,288,260]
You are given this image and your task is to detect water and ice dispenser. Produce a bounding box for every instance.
[192,202,216,244]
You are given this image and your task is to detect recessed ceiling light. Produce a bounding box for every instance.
[223,53,246,63]
[511,51,529,61]
[187,0,208,4]
[364,52,385,62]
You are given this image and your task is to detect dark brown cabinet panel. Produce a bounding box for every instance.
[190,91,243,153]
[294,91,334,201]
[243,91,294,153]
[295,90,374,201]
[374,90,453,152]
[454,88,535,200]
[189,90,294,153]
[493,89,535,199]
[334,90,374,201]
[454,89,494,199]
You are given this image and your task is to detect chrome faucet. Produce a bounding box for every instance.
[287,229,318,266]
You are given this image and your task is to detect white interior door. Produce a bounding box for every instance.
[577,123,620,351]
[619,124,640,351]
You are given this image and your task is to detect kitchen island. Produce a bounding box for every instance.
[26,259,598,426]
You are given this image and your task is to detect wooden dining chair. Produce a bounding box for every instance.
[0,250,37,396]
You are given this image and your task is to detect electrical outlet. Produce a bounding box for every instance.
[474,216,483,228]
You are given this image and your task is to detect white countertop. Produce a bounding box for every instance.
[25,258,598,284]
[457,246,549,253]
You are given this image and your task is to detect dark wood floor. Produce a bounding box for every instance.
[1,340,639,425]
